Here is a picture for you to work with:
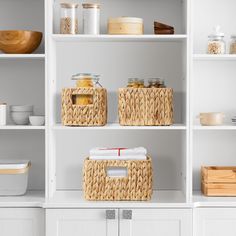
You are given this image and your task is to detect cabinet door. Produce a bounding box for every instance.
[195,208,236,236]
[0,208,45,236]
[46,209,118,236]
[120,209,192,236]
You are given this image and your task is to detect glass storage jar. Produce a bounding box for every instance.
[72,73,101,105]
[127,78,144,88]
[230,35,236,54]
[207,26,226,54]
[82,3,100,35]
[60,3,79,34]
[148,78,160,88]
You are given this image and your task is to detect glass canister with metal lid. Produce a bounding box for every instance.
[148,78,166,88]
[72,73,101,105]
[127,78,145,88]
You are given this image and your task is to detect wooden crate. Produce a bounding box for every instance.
[201,166,236,196]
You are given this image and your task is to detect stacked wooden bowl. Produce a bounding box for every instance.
[154,21,174,35]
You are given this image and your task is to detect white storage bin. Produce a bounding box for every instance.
[0,160,31,196]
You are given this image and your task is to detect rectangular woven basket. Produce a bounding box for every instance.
[118,88,174,126]
[61,88,107,126]
[83,156,153,201]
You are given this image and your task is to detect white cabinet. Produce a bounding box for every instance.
[195,208,236,236]
[46,209,118,236]
[46,208,192,236]
[120,209,192,236]
[0,208,45,236]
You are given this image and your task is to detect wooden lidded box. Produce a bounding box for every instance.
[61,87,107,126]
[201,166,236,196]
[108,17,144,35]
[118,88,174,126]
[83,157,153,201]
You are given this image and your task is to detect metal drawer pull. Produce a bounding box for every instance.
[123,210,132,220]
[106,210,116,220]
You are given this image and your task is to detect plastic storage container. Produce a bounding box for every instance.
[0,160,31,196]
[82,3,100,35]
[60,3,79,34]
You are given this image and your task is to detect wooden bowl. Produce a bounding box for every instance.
[0,30,43,54]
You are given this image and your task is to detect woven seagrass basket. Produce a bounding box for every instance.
[119,88,173,126]
[83,156,153,201]
[61,88,107,126]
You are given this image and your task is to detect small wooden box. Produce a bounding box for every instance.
[201,166,236,196]
[108,17,144,35]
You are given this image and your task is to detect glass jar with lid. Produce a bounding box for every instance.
[82,3,100,35]
[60,3,79,34]
[230,35,236,54]
[72,73,101,105]
[207,26,226,54]
[148,78,160,88]
[127,78,144,88]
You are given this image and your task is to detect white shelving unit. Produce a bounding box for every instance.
[1,0,236,235]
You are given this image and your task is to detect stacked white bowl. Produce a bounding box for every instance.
[10,105,33,125]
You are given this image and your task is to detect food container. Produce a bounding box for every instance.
[230,35,236,54]
[72,73,101,105]
[202,166,236,196]
[198,112,225,126]
[82,3,100,35]
[10,105,33,125]
[108,17,144,35]
[83,156,153,201]
[0,160,31,196]
[0,103,7,125]
[147,78,166,88]
[119,88,173,126]
[60,3,79,34]
[127,78,144,88]
[207,26,226,54]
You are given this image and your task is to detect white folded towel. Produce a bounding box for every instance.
[89,147,147,157]
[89,155,147,160]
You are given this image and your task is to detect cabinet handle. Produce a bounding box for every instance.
[123,210,132,220]
[106,210,116,220]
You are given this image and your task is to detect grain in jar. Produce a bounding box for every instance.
[127,78,144,88]
[72,73,100,105]
[60,3,79,34]
[82,3,100,35]
[207,26,225,54]
[230,35,236,54]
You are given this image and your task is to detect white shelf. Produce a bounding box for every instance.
[193,54,236,61]
[0,191,44,208]
[0,125,45,130]
[52,123,186,130]
[193,125,236,130]
[193,191,236,207]
[52,34,187,42]
[0,54,45,59]
[45,190,188,208]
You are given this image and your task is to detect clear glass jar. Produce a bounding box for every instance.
[82,3,100,35]
[230,35,236,54]
[148,78,160,88]
[72,73,101,105]
[60,3,79,34]
[127,78,144,88]
[207,26,226,54]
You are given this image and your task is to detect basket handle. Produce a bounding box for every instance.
[71,90,95,107]
[106,166,128,178]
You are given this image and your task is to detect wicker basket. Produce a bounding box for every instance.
[83,156,153,201]
[61,88,107,126]
[119,88,173,126]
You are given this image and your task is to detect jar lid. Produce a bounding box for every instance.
[148,78,161,83]
[109,17,143,24]
[72,73,99,80]
[60,3,79,8]
[82,3,100,9]
[208,25,224,38]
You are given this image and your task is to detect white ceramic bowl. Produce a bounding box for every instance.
[198,112,225,126]
[10,105,33,112]
[11,111,33,125]
[29,116,45,126]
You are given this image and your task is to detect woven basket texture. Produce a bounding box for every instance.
[119,88,173,126]
[83,156,153,201]
[61,88,107,126]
